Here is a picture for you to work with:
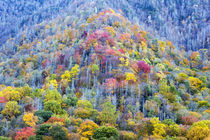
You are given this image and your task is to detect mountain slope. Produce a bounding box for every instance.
[0,2,209,140]
[1,0,209,51]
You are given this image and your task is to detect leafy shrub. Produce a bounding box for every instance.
[98,101,119,126]
[36,124,51,140]
[91,64,99,74]
[15,127,35,140]
[1,101,20,118]
[198,101,210,108]
[61,64,79,83]
[44,89,62,103]
[125,73,136,82]
[44,100,62,114]
[21,86,32,96]
[181,115,199,125]
[1,87,22,101]
[186,120,210,140]
[70,117,83,127]
[28,136,36,140]
[135,120,154,137]
[30,89,43,98]
[119,131,137,140]
[74,108,92,119]
[179,125,187,137]
[62,96,78,107]
[77,120,99,138]
[177,73,188,82]
[188,77,202,92]
[45,80,58,89]
[150,117,166,138]
[165,124,181,137]
[49,124,67,140]
[74,100,93,119]
[34,110,54,122]
[68,133,81,140]
[45,117,66,126]
[137,61,151,73]
[23,113,38,127]
[93,126,119,140]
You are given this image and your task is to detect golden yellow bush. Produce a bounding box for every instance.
[77,120,99,138]
[23,113,38,127]
[1,86,22,101]
[125,72,136,82]
[188,77,202,91]
[151,117,166,138]
[187,120,210,140]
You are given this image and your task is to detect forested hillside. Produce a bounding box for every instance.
[0,0,209,140]
[1,0,209,50]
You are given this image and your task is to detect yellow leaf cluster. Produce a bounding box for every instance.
[1,86,22,101]
[187,120,210,140]
[23,113,37,127]
[1,101,20,118]
[151,117,166,138]
[119,58,129,67]
[105,26,116,37]
[125,72,136,82]
[140,41,147,54]
[44,89,62,103]
[77,120,99,138]
[46,80,58,89]
[61,64,80,82]
[188,77,202,90]
[158,41,166,53]
[177,73,188,82]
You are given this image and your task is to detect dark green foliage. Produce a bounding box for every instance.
[93,126,119,140]
[49,125,67,140]
[28,136,36,140]
[63,96,78,107]
[170,85,177,94]
[145,85,153,97]
[168,67,173,71]
[36,124,51,140]
[35,110,54,122]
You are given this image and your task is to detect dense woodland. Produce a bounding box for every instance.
[0,0,209,140]
[0,0,209,50]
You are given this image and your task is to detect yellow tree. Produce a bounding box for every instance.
[150,117,166,138]
[23,113,38,127]
[77,120,99,139]
[1,86,23,101]
[187,120,210,140]
[1,101,20,118]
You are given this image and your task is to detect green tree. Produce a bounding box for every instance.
[44,89,62,103]
[36,124,51,140]
[49,124,67,140]
[34,110,54,122]
[44,100,62,114]
[98,101,119,126]
[93,126,119,140]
